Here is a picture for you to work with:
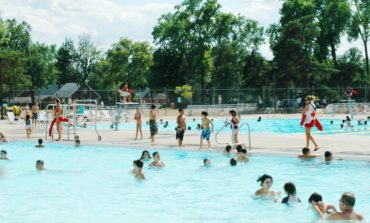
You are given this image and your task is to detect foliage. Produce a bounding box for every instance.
[175,85,193,101]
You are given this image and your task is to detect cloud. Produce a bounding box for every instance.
[0,0,366,59]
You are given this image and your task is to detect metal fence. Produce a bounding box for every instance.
[4,87,370,114]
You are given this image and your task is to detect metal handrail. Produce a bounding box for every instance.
[214,121,232,145]
[215,121,252,151]
[237,122,252,151]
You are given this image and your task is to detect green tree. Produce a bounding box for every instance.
[348,0,370,77]
[103,38,153,90]
[76,34,101,85]
[27,42,57,103]
[268,0,337,87]
[0,19,31,118]
[55,38,79,85]
[314,0,351,64]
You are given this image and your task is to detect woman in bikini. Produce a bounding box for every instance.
[300,96,321,151]
[229,110,239,145]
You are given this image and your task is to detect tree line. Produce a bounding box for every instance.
[0,0,369,105]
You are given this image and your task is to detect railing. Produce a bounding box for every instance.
[215,121,252,151]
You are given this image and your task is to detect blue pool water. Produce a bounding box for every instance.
[0,141,369,223]
[106,118,370,135]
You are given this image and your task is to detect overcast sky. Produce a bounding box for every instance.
[0,0,364,59]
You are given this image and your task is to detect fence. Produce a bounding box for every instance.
[3,87,370,114]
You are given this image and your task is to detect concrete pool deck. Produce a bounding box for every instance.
[1,114,369,161]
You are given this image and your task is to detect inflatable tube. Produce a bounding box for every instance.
[300,113,306,126]
[315,119,323,131]
[49,117,69,137]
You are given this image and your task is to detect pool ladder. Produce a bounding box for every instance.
[215,121,252,151]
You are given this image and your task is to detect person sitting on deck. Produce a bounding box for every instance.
[118,82,134,103]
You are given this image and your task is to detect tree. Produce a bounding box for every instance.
[0,19,31,119]
[268,0,337,88]
[76,34,100,85]
[55,38,79,85]
[348,0,370,77]
[103,38,153,90]
[314,0,351,65]
[27,42,57,103]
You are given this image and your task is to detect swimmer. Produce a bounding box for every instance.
[230,158,237,166]
[75,139,80,147]
[0,150,9,160]
[35,139,45,148]
[176,109,186,147]
[134,107,143,140]
[36,160,46,171]
[257,117,262,122]
[298,147,319,159]
[281,182,301,204]
[223,145,232,156]
[308,193,337,218]
[324,151,332,162]
[327,192,363,221]
[199,111,214,150]
[203,158,211,167]
[132,160,145,180]
[140,150,151,161]
[149,152,165,168]
[255,174,280,198]
[25,114,32,138]
[0,132,8,143]
[237,149,249,163]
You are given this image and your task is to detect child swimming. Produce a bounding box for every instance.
[140,150,151,161]
[255,174,280,199]
[36,160,46,171]
[281,182,301,204]
[203,158,211,167]
[0,150,9,160]
[149,152,165,168]
[132,160,145,180]
[308,192,337,218]
[223,145,232,156]
[35,139,45,148]
[298,147,319,159]
[237,149,249,163]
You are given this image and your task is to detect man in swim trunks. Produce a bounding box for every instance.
[327,192,363,221]
[149,104,158,143]
[31,102,39,127]
[200,111,214,150]
[176,109,186,147]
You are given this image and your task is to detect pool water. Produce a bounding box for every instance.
[107,118,370,135]
[0,142,369,223]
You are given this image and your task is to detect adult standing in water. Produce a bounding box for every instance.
[300,96,322,151]
[176,109,186,147]
[149,104,158,143]
[229,110,239,145]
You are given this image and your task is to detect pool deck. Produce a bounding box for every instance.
[1,114,370,161]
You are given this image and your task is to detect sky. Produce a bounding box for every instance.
[0,0,364,59]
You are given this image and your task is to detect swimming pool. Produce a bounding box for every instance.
[0,141,368,222]
[103,118,370,135]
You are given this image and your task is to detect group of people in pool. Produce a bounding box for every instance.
[255,174,363,221]
[129,145,363,221]
[0,138,81,171]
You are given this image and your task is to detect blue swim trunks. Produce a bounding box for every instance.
[201,129,211,141]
